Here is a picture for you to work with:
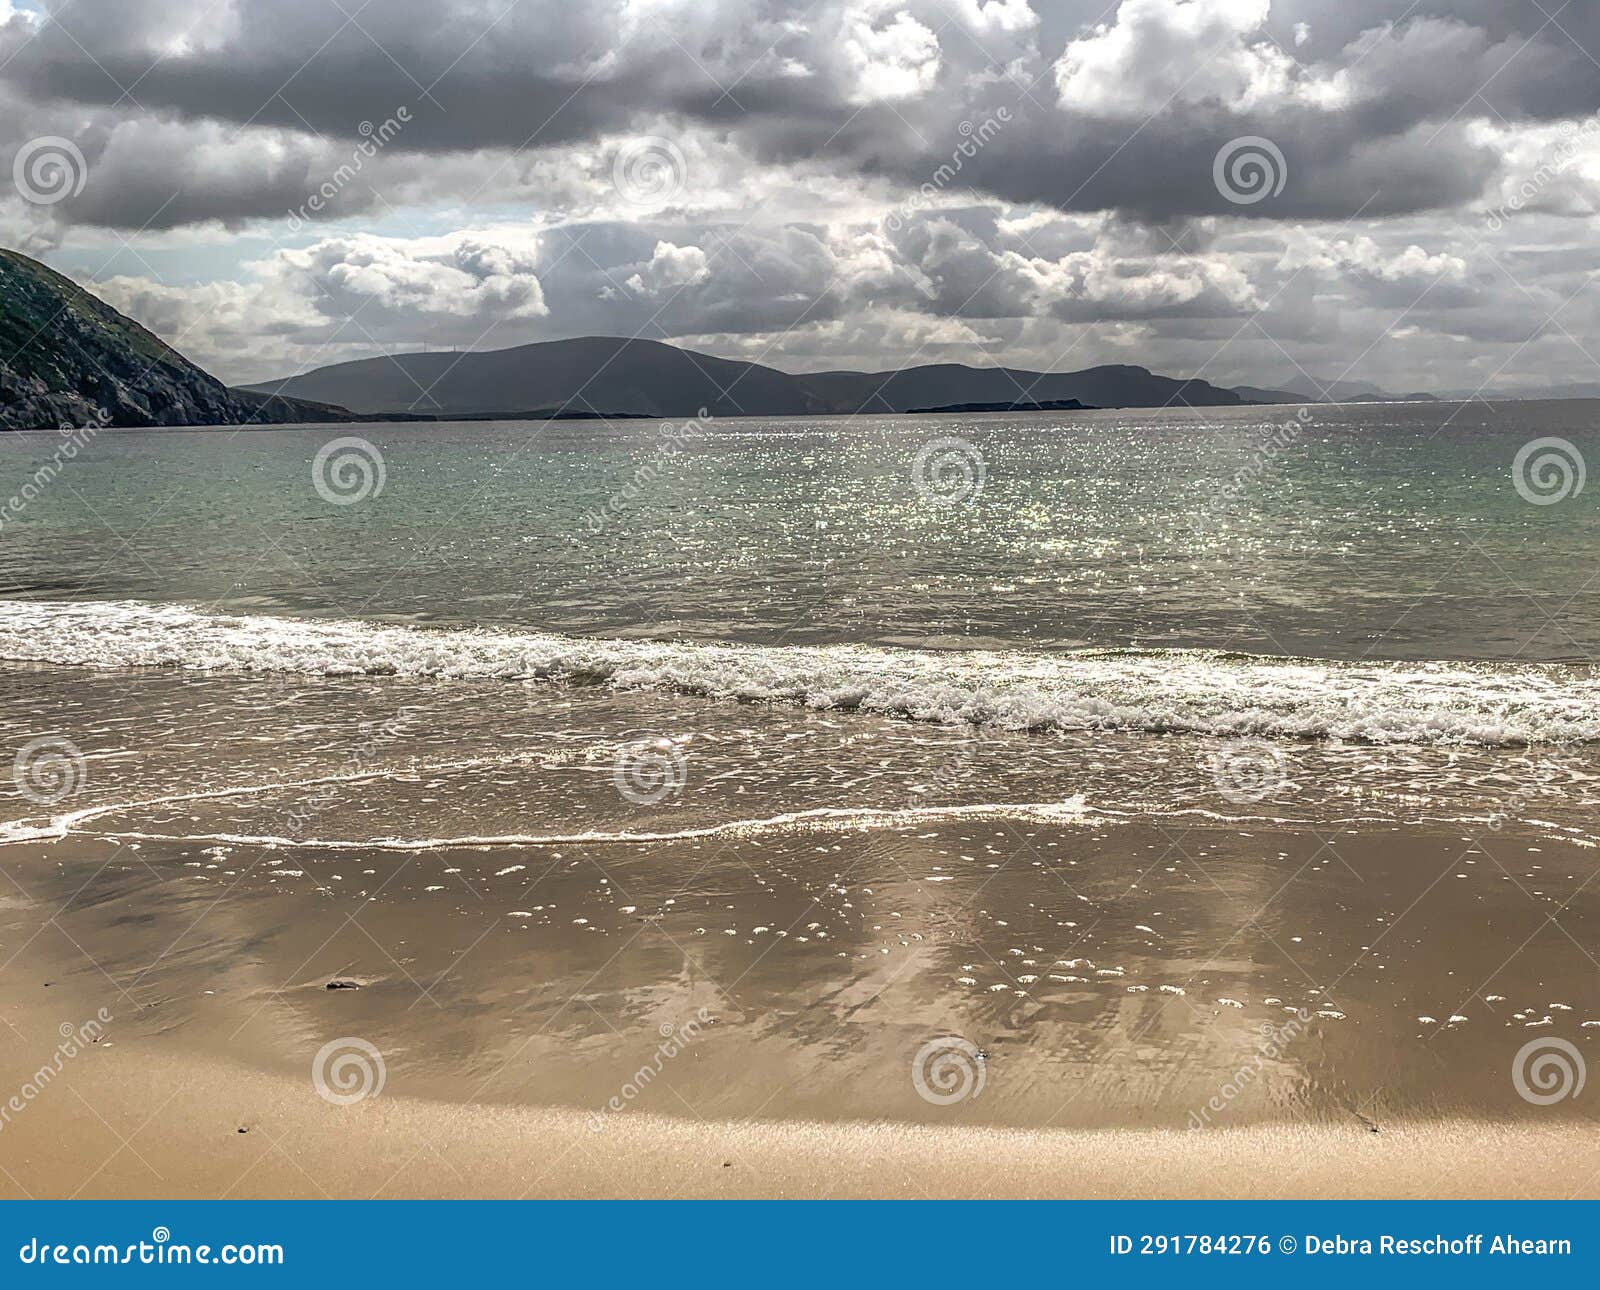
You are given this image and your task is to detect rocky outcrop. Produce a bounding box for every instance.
[0,249,357,430]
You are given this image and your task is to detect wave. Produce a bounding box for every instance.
[0,795,1101,851]
[0,599,1596,747]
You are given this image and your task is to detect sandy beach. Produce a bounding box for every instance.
[0,1010,1595,1200]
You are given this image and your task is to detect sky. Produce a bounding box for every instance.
[3,0,1600,394]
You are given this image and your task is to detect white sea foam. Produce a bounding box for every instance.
[1,599,1596,747]
[0,792,1101,851]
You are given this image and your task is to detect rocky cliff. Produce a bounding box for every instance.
[0,249,356,430]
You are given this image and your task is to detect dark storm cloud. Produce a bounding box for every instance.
[0,0,842,152]
[4,0,1600,231]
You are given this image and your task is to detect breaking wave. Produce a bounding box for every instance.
[1,599,1595,747]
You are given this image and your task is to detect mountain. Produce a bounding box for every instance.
[243,337,1288,418]
[243,336,830,418]
[1462,384,1600,402]
[1231,384,1319,405]
[0,249,358,430]
[909,398,1094,414]
[1264,374,1438,404]
[796,361,1267,415]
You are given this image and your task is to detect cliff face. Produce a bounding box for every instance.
[0,249,354,430]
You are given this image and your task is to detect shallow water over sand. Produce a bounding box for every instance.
[1,667,1597,1132]
[1,405,1596,1144]
[5,812,1597,1131]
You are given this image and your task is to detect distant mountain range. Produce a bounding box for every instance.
[11,246,1595,432]
[0,249,358,430]
[1460,381,1600,402]
[239,337,1309,419]
[1257,375,1439,404]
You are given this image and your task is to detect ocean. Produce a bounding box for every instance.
[1,401,1596,1131]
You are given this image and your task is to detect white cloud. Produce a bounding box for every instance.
[1003,240,1261,319]
[276,232,548,325]
[1054,0,1349,117]
[1472,117,1600,221]
[0,1,39,30]
[954,0,1037,34]
[838,4,943,103]
[1278,231,1467,285]
[623,240,711,295]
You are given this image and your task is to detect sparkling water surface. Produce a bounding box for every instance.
[2,401,1596,661]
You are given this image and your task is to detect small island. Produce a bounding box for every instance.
[907,398,1097,414]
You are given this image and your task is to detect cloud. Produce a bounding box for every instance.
[622,240,712,295]
[8,0,1600,397]
[1054,0,1349,118]
[284,234,548,322]
[7,0,1597,232]
[837,4,943,104]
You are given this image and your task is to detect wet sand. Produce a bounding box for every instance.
[1,809,1598,1197]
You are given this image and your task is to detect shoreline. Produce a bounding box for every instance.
[3,798,1599,1174]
